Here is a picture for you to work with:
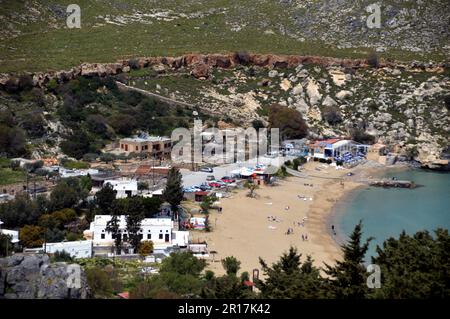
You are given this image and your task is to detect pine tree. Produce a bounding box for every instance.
[256,247,324,298]
[106,214,121,255]
[163,167,184,211]
[126,208,144,252]
[322,221,373,298]
[370,228,450,298]
[95,183,116,214]
[222,256,241,276]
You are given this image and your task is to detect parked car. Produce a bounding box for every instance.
[183,186,202,193]
[208,181,225,188]
[221,176,235,183]
[199,184,212,191]
[200,167,214,173]
[206,175,216,181]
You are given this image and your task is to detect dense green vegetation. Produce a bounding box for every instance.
[0,168,26,186]
[0,74,215,160]
[268,104,309,140]
[80,222,450,299]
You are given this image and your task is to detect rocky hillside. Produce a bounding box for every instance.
[125,56,450,167]
[0,0,448,73]
[0,254,90,299]
[0,54,448,167]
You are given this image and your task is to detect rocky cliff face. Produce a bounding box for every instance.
[0,254,90,299]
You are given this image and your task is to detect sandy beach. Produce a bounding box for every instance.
[190,161,387,275]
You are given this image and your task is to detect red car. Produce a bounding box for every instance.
[208,181,224,188]
[221,176,235,183]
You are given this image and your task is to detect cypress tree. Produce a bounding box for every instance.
[163,167,184,211]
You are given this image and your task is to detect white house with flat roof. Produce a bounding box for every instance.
[87,215,181,249]
[103,179,138,198]
[0,220,19,244]
[44,240,93,259]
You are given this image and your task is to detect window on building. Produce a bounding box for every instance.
[159,234,163,240]
[135,146,138,151]
[101,234,105,239]
[147,234,151,240]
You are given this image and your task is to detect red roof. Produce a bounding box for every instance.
[311,138,341,148]
[194,191,209,196]
[243,280,254,287]
[118,292,130,299]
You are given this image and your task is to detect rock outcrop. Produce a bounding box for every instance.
[3,53,442,90]
[0,254,90,299]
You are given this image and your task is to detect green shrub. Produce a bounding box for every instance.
[128,59,140,70]
[51,250,74,262]
[86,267,113,297]
[62,160,90,170]
[46,79,58,92]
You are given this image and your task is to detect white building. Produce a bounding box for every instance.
[88,215,179,248]
[104,179,138,198]
[0,194,15,203]
[60,168,99,178]
[171,231,189,248]
[44,240,93,259]
[309,138,370,161]
[0,220,19,244]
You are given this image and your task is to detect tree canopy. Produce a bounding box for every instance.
[163,167,184,210]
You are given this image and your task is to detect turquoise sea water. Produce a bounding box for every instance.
[331,169,450,261]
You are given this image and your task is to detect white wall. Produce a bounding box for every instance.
[172,231,189,247]
[90,216,173,245]
[0,229,19,243]
[44,240,93,259]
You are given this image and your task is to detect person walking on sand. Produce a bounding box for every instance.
[301,234,304,241]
